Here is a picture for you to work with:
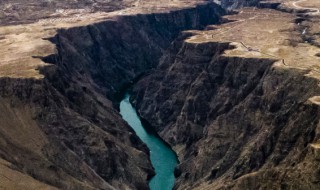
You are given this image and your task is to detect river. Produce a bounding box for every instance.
[120,93,178,190]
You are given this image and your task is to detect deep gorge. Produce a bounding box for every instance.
[0,2,225,190]
[1,0,320,190]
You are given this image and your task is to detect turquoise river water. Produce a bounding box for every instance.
[120,94,178,190]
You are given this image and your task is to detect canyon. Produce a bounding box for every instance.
[0,0,320,190]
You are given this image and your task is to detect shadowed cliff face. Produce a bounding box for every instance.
[131,35,320,189]
[0,2,225,190]
[49,3,224,103]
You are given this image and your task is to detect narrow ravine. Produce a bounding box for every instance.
[120,93,178,190]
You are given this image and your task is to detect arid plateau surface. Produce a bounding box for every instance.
[0,0,320,190]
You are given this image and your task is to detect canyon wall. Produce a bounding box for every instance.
[131,34,320,189]
[0,2,225,190]
[50,3,224,103]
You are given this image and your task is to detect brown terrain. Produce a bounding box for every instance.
[1,0,320,189]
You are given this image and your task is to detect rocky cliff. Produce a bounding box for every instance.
[0,1,225,189]
[50,3,224,103]
[131,6,320,190]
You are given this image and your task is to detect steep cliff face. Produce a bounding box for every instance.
[0,2,225,189]
[50,3,224,103]
[131,34,320,189]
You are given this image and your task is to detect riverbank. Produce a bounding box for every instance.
[120,93,178,190]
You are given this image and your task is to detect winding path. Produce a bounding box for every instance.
[292,0,320,15]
